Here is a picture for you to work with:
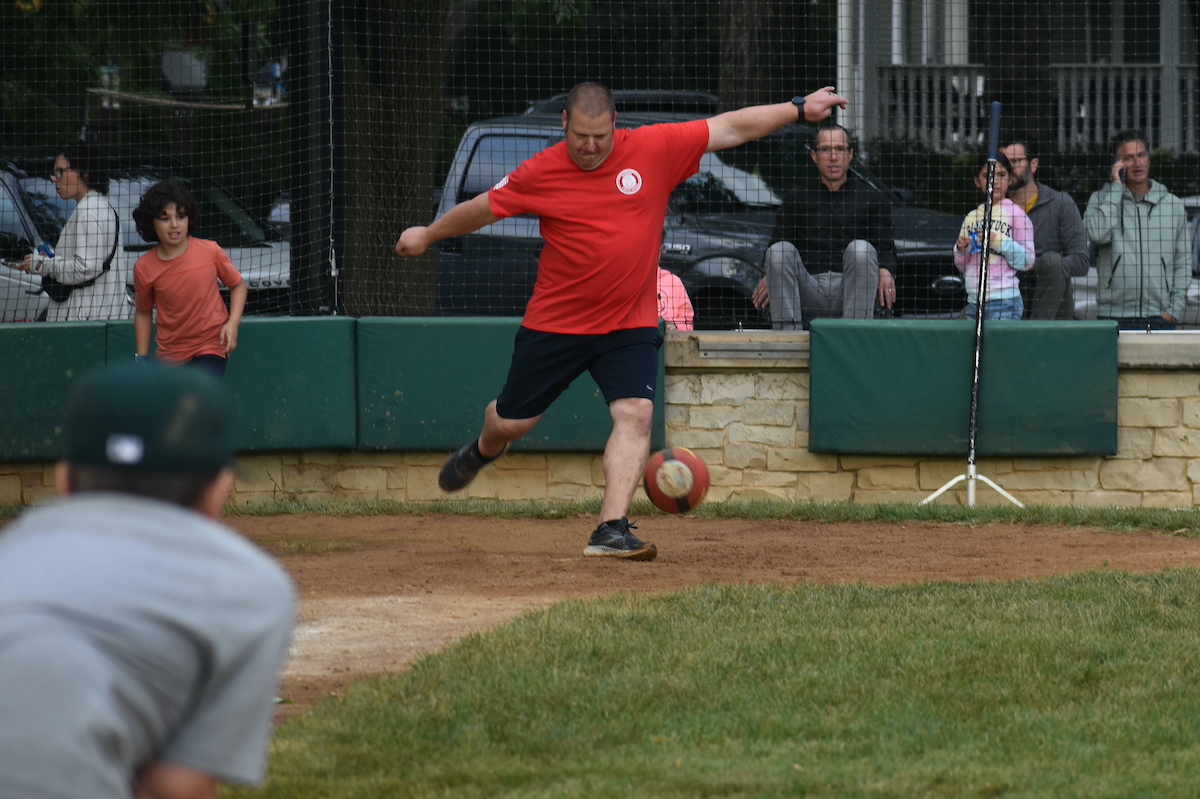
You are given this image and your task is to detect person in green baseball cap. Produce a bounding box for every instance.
[58,360,237,511]
[0,361,296,799]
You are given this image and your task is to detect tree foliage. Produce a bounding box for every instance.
[0,0,279,146]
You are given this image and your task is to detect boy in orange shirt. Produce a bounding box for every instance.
[132,182,247,378]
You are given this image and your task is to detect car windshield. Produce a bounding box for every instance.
[459,134,556,201]
[454,122,899,218]
[19,170,272,251]
[670,153,781,215]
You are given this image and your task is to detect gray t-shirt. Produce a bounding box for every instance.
[0,494,295,798]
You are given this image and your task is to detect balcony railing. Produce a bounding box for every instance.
[876,64,1199,153]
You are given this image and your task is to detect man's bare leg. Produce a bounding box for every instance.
[480,400,540,457]
[599,397,654,521]
[584,397,658,560]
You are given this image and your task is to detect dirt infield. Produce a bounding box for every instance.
[225,513,1200,723]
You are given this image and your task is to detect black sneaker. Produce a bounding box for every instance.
[438,439,506,492]
[584,517,657,561]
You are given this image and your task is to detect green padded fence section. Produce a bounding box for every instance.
[356,318,666,451]
[809,319,1119,456]
[224,317,357,451]
[0,322,108,460]
[108,317,358,451]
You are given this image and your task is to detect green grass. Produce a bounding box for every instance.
[227,571,1200,798]
[8,497,1200,794]
[10,497,1200,534]
[217,498,1200,537]
[266,539,360,555]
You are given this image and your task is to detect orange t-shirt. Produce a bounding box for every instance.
[134,237,243,363]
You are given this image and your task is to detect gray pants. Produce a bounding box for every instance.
[764,240,880,329]
[1022,251,1073,321]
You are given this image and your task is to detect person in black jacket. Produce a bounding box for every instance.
[752,125,897,328]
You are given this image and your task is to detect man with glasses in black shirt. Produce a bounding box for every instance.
[752,124,897,328]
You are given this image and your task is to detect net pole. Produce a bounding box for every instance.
[966,101,1003,494]
[921,101,1023,509]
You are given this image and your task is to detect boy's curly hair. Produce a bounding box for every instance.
[132,181,201,243]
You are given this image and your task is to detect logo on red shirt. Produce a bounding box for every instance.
[616,169,643,195]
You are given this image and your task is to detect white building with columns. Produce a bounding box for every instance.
[837,0,1198,152]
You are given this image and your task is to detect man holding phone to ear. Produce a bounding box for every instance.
[1084,129,1192,330]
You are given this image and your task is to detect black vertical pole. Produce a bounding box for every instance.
[965,101,1003,502]
[285,0,344,315]
[921,102,1021,509]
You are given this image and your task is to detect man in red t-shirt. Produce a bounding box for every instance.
[395,82,848,561]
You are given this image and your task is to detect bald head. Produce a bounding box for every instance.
[565,83,616,120]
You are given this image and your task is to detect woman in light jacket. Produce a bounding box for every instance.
[16,140,129,321]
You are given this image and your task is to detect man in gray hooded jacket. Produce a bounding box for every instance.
[1001,136,1089,320]
[1084,129,1192,330]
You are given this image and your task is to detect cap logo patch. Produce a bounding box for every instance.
[106,434,145,466]
[616,169,643,195]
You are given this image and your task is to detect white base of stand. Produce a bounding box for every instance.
[919,462,1024,508]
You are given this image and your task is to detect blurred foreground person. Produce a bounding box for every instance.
[0,362,295,799]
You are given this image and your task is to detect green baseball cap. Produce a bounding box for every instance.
[66,362,235,474]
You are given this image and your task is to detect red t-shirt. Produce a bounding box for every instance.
[134,237,243,363]
[488,120,709,334]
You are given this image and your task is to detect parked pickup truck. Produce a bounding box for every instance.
[433,105,965,329]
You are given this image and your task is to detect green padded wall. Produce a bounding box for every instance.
[225,318,357,450]
[809,319,1118,456]
[0,322,108,460]
[109,317,357,451]
[356,318,666,451]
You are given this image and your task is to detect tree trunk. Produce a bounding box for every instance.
[717,0,807,112]
[980,0,1054,150]
[342,1,448,316]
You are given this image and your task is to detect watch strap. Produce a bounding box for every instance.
[791,96,806,123]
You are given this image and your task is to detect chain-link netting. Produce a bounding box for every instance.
[0,0,1196,328]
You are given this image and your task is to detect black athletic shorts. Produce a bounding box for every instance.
[495,326,663,420]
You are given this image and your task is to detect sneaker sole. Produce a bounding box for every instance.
[583,543,658,561]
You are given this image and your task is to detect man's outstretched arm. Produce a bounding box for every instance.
[395,192,500,258]
[705,87,849,153]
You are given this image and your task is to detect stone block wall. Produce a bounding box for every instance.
[7,331,1200,509]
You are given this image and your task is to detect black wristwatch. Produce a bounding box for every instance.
[791,96,806,123]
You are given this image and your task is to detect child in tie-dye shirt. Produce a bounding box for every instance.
[953,151,1036,320]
